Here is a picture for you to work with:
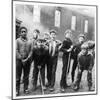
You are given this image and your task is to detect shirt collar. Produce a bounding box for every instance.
[20,37,27,42]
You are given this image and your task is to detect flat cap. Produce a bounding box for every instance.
[49,29,57,34]
[81,42,88,49]
[87,40,95,49]
[78,34,85,39]
[65,29,72,34]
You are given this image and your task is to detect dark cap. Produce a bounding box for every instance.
[34,29,40,34]
[49,29,57,34]
[78,34,85,39]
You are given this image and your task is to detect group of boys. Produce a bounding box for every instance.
[16,26,95,96]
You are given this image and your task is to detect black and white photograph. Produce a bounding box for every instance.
[12,0,97,99]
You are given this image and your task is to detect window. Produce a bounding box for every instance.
[71,16,76,30]
[33,5,40,23]
[55,10,60,27]
[84,20,88,33]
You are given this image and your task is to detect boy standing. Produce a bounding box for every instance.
[48,30,61,91]
[71,34,85,83]
[16,26,32,96]
[73,42,94,91]
[60,29,73,92]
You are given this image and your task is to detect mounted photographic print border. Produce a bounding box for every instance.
[12,0,98,99]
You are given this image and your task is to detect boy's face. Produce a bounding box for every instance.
[78,37,85,44]
[65,32,71,38]
[51,32,56,39]
[81,48,88,55]
[20,28,27,38]
[33,31,39,39]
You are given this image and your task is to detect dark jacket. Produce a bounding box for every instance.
[60,38,72,55]
[32,39,49,66]
[71,43,82,59]
[78,52,94,70]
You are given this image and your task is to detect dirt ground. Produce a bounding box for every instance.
[18,57,95,97]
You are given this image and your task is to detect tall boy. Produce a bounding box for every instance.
[16,26,32,96]
[60,29,73,92]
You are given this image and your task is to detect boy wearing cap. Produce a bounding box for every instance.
[73,42,94,91]
[31,29,41,90]
[71,34,85,83]
[30,29,40,60]
[48,30,61,91]
[32,38,49,91]
[60,29,73,92]
[31,29,48,91]
[43,32,52,87]
[32,29,40,40]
